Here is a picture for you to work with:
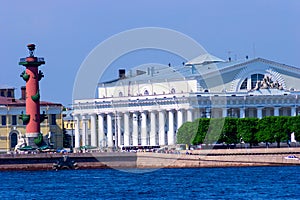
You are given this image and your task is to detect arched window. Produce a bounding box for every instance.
[119,92,123,97]
[251,74,264,89]
[240,78,248,90]
[144,90,149,96]
[10,132,18,148]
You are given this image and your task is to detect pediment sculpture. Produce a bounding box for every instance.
[253,75,283,90]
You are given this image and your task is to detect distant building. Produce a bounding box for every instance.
[0,87,63,152]
[73,53,300,149]
[0,87,15,98]
[62,109,75,148]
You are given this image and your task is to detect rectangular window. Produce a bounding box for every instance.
[7,91,12,97]
[12,115,17,125]
[51,114,56,125]
[251,74,264,89]
[1,116,6,126]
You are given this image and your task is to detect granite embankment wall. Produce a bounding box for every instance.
[137,148,300,168]
[0,148,299,170]
[0,153,137,170]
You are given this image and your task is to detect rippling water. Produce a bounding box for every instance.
[1,166,299,199]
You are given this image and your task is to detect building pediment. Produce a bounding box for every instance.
[218,58,300,93]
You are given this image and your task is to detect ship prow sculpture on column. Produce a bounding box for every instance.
[19,44,46,148]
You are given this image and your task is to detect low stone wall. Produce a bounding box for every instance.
[137,153,300,168]
[0,148,299,171]
[136,147,300,168]
[188,147,300,155]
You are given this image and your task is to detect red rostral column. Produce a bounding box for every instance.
[19,44,45,146]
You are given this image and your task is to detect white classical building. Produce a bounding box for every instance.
[73,53,300,149]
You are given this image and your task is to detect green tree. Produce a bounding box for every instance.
[192,118,210,145]
[288,116,300,141]
[204,118,225,145]
[257,117,276,147]
[273,116,290,148]
[237,118,259,147]
[220,118,238,145]
[176,121,197,145]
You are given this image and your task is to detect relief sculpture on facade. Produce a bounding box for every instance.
[253,75,283,91]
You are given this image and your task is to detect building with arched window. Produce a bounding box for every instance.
[0,87,64,152]
[73,53,300,149]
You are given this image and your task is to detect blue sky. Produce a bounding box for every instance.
[0,0,299,106]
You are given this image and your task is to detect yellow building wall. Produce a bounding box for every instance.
[64,121,75,130]
[0,113,64,152]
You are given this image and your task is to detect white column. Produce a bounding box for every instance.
[90,113,97,147]
[159,110,166,145]
[168,110,175,145]
[117,113,122,147]
[107,113,113,147]
[222,108,227,117]
[150,111,156,146]
[187,109,193,122]
[274,107,280,116]
[195,109,201,119]
[132,112,139,146]
[206,107,211,118]
[291,107,297,117]
[74,115,80,148]
[113,113,118,149]
[240,108,245,118]
[177,109,183,129]
[141,111,147,146]
[97,114,105,148]
[81,115,87,146]
[257,108,263,119]
[123,112,130,146]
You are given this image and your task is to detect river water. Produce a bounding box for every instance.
[1,166,299,199]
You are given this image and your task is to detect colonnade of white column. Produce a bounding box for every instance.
[74,108,192,149]
[73,106,297,149]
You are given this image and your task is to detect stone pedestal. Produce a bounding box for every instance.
[25,133,39,148]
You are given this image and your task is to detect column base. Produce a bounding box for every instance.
[106,147,117,152]
[25,137,38,148]
[25,133,40,148]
